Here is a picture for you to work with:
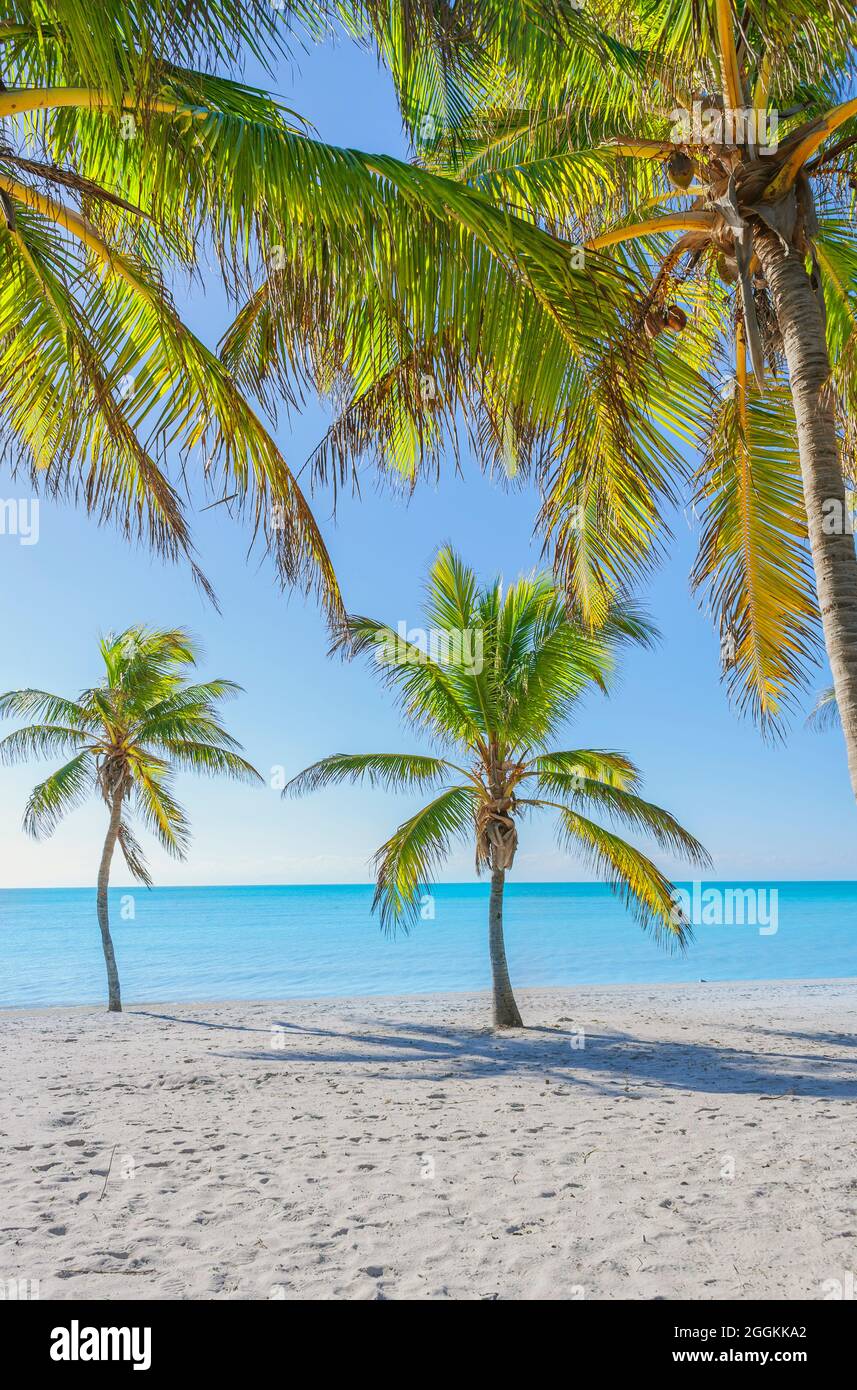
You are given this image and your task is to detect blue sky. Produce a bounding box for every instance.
[0,33,853,888]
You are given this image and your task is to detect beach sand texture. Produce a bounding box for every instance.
[1,981,855,1301]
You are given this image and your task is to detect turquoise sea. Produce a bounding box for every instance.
[0,881,855,1008]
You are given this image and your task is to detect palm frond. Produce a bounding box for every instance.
[284,752,454,798]
[0,722,91,765]
[130,762,191,858]
[333,612,487,751]
[0,687,94,726]
[552,801,691,949]
[692,382,822,730]
[806,685,840,731]
[0,191,343,617]
[22,750,96,838]
[149,741,262,782]
[540,776,710,867]
[529,748,641,790]
[116,818,153,886]
[372,784,477,933]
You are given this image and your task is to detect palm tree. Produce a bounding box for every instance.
[285,548,709,1028]
[1,2,632,617]
[231,4,857,798]
[0,626,260,1011]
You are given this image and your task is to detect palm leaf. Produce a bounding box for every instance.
[551,801,692,949]
[538,775,710,866]
[116,818,153,886]
[806,685,840,731]
[529,748,641,790]
[691,382,822,730]
[372,783,477,932]
[0,722,91,765]
[283,752,454,797]
[130,762,191,857]
[22,750,96,838]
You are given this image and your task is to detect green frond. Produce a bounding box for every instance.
[616,0,856,98]
[541,776,710,867]
[145,740,261,782]
[691,383,822,731]
[552,801,691,950]
[529,749,641,790]
[806,685,840,732]
[0,687,94,727]
[134,713,243,749]
[498,597,618,745]
[541,341,713,628]
[116,818,153,887]
[372,784,477,933]
[815,219,857,416]
[144,678,242,707]
[218,133,642,515]
[333,611,486,751]
[0,1,305,100]
[0,214,205,583]
[22,750,96,839]
[336,550,657,753]
[0,722,91,765]
[100,625,198,686]
[130,763,191,858]
[284,752,453,798]
[1,197,343,616]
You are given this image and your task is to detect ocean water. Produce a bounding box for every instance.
[0,882,855,1009]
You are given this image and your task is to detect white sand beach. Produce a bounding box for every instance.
[1,980,855,1301]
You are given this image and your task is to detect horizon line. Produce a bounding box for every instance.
[2,877,856,892]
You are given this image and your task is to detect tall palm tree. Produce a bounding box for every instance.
[0,626,260,1011]
[232,3,857,796]
[285,548,709,1027]
[1,2,632,616]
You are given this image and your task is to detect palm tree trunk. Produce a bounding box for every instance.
[97,786,123,1012]
[755,229,857,800]
[488,867,523,1028]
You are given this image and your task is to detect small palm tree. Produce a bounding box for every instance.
[286,549,709,1028]
[0,626,260,1012]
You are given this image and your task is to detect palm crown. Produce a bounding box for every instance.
[234,3,857,786]
[286,548,709,941]
[0,625,260,883]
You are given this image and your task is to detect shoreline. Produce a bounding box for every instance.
[3,974,857,1018]
[2,981,856,1299]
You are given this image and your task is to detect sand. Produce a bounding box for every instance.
[1,980,856,1301]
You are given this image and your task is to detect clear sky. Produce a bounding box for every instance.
[0,32,853,889]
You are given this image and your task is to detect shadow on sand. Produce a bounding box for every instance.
[126,1009,857,1100]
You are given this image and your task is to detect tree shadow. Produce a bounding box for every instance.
[207,1013,857,1099]
[743,1023,857,1050]
[131,1009,273,1035]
